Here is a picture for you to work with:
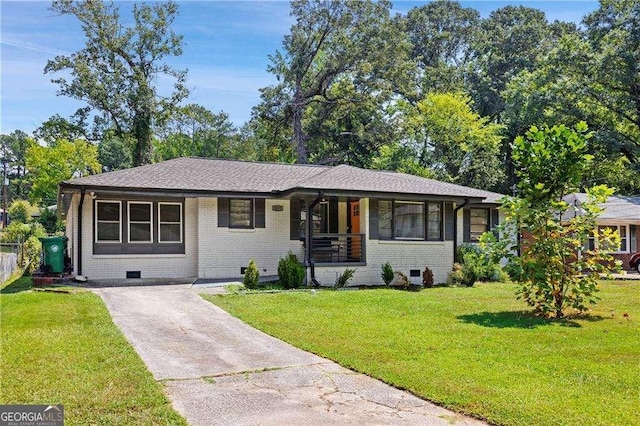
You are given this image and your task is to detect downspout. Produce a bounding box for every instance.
[306,193,322,287]
[453,199,469,263]
[77,188,85,276]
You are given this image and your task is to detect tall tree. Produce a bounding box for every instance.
[404,92,504,190]
[404,0,480,96]
[263,0,408,163]
[26,139,101,203]
[154,104,236,161]
[45,0,188,166]
[0,130,33,199]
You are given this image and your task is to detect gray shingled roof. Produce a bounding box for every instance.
[61,157,505,201]
[563,193,640,221]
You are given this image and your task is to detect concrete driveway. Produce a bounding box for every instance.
[94,285,485,426]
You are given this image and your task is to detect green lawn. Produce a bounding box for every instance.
[0,277,186,425]
[206,282,640,426]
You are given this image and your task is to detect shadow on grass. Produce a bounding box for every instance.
[1,276,33,294]
[457,310,607,329]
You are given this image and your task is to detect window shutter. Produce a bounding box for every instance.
[218,198,229,227]
[630,225,637,252]
[369,199,378,239]
[463,208,471,242]
[254,199,265,228]
[290,198,301,240]
[444,202,454,241]
[329,199,338,233]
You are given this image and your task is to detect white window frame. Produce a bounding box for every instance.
[95,200,121,243]
[127,201,153,243]
[589,225,629,253]
[158,202,183,243]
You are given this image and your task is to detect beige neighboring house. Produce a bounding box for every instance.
[57,157,503,285]
[563,193,640,270]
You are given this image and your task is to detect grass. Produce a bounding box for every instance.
[0,276,186,425]
[205,282,640,426]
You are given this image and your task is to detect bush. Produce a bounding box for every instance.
[243,259,260,289]
[8,199,39,224]
[21,236,42,274]
[38,207,62,234]
[381,262,394,286]
[422,266,434,288]
[457,244,506,283]
[1,221,46,243]
[277,252,305,289]
[335,268,356,288]
[447,262,476,287]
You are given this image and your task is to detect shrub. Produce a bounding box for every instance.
[457,244,506,283]
[21,236,42,274]
[335,268,356,288]
[447,262,476,287]
[243,259,260,289]
[277,252,305,289]
[8,199,39,224]
[381,262,394,286]
[1,221,46,243]
[422,266,434,288]
[38,207,62,234]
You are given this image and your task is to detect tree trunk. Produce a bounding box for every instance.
[293,83,308,164]
[132,111,153,166]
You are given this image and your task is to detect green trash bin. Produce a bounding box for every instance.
[40,236,66,274]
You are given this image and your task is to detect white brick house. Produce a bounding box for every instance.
[58,158,503,285]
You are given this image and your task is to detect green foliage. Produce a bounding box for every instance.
[335,268,356,288]
[487,123,619,318]
[422,266,434,288]
[243,259,260,289]
[98,135,133,172]
[405,92,505,190]
[1,221,46,244]
[154,105,236,161]
[381,262,394,286]
[8,199,38,224]
[0,130,33,199]
[26,139,100,203]
[45,0,189,166]
[457,243,507,283]
[447,262,471,287]
[20,236,42,274]
[37,208,62,234]
[277,252,305,289]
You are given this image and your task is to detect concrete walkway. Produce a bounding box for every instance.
[93,285,485,425]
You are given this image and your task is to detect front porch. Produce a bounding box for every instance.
[310,233,366,265]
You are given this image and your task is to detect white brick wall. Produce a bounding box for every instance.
[70,194,199,280]
[197,198,304,279]
[64,193,491,283]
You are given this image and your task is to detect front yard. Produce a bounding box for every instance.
[0,277,186,425]
[206,281,639,426]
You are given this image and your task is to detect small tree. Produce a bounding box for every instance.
[485,123,619,318]
[243,259,260,289]
[277,252,305,289]
[8,199,38,224]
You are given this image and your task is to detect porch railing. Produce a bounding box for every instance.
[310,233,365,264]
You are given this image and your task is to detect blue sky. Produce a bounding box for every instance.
[1,1,600,135]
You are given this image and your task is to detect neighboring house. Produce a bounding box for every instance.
[564,193,640,269]
[57,158,504,285]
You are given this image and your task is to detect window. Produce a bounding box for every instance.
[96,201,121,242]
[470,209,490,242]
[378,200,393,239]
[395,201,424,239]
[427,203,442,240]
[600,225,628,252]
[128,202,152,243]
[159,203,182,242]
[299,200,328,236]
[229,199,253,228]
[377,200,443,241]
